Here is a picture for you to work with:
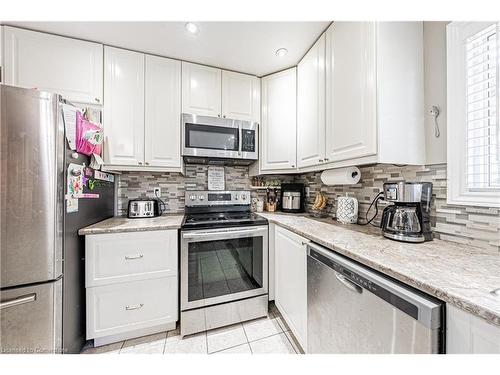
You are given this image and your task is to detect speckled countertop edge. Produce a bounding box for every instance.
[78,214,185,235]
[258,212,500,327]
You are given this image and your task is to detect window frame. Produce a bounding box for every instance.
[447,21,500,207]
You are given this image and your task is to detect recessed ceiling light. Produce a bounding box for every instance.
[185,22,199,34]
[275,48,288,57]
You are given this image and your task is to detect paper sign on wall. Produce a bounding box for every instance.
[208,166,225,191]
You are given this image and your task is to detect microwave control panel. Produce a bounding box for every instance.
[241,129,255,152]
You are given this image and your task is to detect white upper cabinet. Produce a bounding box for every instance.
[145,55,182,168]
[182,62,222,117]
[325,22,377,163]
[221,70,260,122]
[297,34,326,168]
[260,67,297,171]
[2,26,103,104]
[103,47,145,167]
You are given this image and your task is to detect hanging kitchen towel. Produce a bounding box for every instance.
[76,111,103,156]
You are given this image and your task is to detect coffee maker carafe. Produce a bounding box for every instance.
[380,182,433,243]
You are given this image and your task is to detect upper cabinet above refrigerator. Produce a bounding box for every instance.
[2,26,103,105]
[181,61,260,122]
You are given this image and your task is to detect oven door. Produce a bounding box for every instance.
[181,225,268,311]
[182,113,241,159]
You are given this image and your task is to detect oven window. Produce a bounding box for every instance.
[185,123,239,151]
[187,237,264,302]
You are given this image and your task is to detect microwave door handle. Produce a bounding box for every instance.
[238,122,242,156]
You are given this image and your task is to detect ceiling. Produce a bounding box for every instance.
[4,21,330,76]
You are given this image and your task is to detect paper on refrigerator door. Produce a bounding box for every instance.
[62,104,78,150]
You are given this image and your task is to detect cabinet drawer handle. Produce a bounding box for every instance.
[125,254,144,260]
[125,303,144,311]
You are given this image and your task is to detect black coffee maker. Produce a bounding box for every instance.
[380,182,433,243]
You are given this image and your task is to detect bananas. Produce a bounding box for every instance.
[312,192,327,210]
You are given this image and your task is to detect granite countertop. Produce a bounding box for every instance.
[258,212,500,327]
[78,214,185,235]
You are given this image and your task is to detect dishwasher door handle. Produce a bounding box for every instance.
[334,271,363,294]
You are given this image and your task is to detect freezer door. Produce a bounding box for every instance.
[0,85,64,288]
[0,279,63,354]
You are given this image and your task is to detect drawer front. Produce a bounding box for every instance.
[86,230,177,287]
[86,277,178,339]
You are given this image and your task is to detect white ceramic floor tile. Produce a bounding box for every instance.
[206,323,247,353]
[249,333,296,354]
[164,332,207,354]
[213,343,252,354]
[81,341,123,354]
[243,317,283,342]
[120,332,167,354]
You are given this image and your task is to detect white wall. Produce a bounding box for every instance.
[423,21,449,165]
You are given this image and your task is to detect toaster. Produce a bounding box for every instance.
[127,199,160,218]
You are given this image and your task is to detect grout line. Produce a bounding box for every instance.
[247,331,282,344]
[210,342,250,354]
[283,331,298,354]
[118,340,125,354]
[241,321,253,354]
[205,330,208,354]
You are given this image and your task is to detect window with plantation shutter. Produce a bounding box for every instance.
[466,24,498,189]
[448,22,500,207]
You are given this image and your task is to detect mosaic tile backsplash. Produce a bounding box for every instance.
[117,165,251,215]
[117,163,500,252]
[294,163,500,253]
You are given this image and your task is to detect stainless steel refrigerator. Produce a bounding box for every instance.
[0,85,114,354]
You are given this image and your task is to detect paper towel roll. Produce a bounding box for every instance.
[320,167,361,185]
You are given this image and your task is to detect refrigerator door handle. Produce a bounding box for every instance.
[0,293,36,310]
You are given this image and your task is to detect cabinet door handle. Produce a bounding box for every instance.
[125,303,144,311]
[324,158,329,161]
[145,162,150,166]
[319,159,324,163]
[95,98,100,103]
[291,165,295,168]
[222,115,226,118]
[125,254,144,260]
[138,162,143,165]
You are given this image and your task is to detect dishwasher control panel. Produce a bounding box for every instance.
[309,248,419,320]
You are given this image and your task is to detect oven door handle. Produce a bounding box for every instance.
[182,228,265,239]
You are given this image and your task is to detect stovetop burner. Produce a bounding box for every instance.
[182,211,266,229]
[181,190,268,229]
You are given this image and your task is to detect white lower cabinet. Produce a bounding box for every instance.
[274,225,308,351]
[447,304,500,353]
[85,230,178,345]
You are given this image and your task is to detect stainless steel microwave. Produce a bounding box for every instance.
[181,113,258,164]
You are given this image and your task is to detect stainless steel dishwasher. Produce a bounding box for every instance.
[307,243,445,354]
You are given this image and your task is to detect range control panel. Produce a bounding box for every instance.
[185,190,251,207]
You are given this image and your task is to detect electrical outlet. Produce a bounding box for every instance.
[154,187,161,198]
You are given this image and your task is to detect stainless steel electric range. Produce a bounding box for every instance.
[180,190,269,337]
